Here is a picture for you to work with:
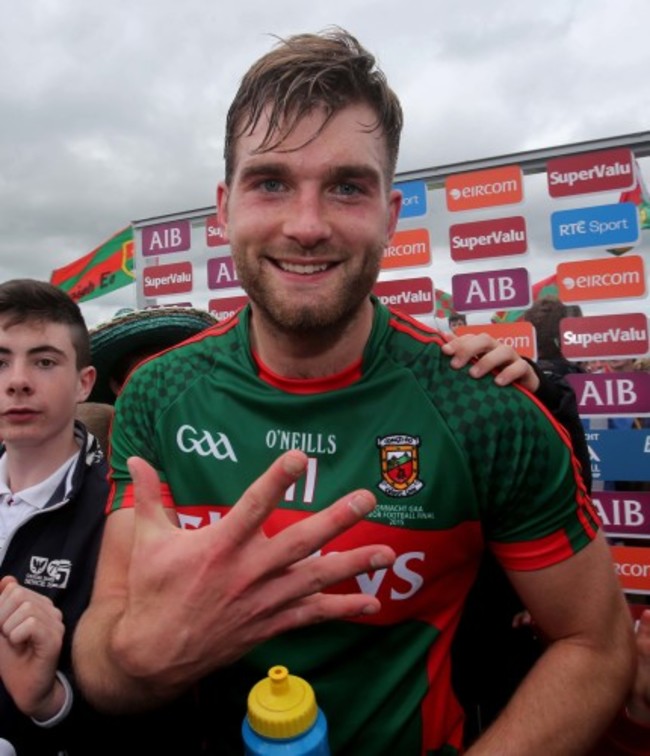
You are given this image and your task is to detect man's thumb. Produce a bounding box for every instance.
[127,456,168,525]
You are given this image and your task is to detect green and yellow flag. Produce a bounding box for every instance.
[50,226,135,303]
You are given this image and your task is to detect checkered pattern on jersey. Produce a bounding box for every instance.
[384,315,571,540]
[115,331,245,468]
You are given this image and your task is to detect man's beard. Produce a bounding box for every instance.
[233,242,384,339]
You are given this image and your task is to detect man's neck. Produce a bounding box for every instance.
[249,300,374,379]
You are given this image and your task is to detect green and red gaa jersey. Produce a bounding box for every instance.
[107,299,598,756]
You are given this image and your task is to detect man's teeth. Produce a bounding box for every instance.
[278,262,329,274]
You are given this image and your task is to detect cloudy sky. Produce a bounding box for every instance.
[2,0,649,327]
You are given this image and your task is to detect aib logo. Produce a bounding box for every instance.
[451,268,530,312]
[142,221,191,256]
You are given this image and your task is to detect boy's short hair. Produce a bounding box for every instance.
[448,313,467,328]
[0,279,91,369]
[523,295,582,361]
[224,26,403,184]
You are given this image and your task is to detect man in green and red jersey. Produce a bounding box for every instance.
[73,28,635,755]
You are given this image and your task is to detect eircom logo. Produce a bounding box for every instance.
[557,255,646,303]
[445,165,523,212]
[382,228,430,270]
[611,545,650,594]
[455,322,536,359]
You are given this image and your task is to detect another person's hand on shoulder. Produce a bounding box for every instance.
[0,576,66,722]
[442,332,540,393]
[443,330,592,494]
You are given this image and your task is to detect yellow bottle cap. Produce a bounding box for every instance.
[247,665,318,740]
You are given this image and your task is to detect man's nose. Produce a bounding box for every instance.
[282,189,332,248]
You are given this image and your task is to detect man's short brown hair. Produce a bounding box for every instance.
[223,27,403,184]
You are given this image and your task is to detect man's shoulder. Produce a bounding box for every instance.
[132,316,244,382]
[382,312,537,409]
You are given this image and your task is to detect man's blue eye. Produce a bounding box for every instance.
[338,184,360,195]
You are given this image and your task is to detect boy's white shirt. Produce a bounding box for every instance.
[0,450,79,551]
[0,446,80,728]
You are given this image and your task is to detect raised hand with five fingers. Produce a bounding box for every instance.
[75,450,396,709]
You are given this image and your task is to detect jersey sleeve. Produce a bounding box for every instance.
[106,361,170,513]
[428,352,600,572]
[482,385,599,571]
[524,357,592,493]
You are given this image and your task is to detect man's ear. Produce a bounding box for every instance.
[385,188,402,243]
[217,182,229,238]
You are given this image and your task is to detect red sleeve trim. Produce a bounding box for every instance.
[511,382,601,539]
[106,481,176,513]
[490,529,579,571]
[387,311,447,346]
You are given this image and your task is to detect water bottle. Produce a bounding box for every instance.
[242,665,330,755]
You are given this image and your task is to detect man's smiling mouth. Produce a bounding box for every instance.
[277,261,331,275]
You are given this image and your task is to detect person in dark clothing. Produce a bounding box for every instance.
[0,279,199,755]
[86,306,218,405]
[522,295,591,490]
[443,332,593,746]
[0,279,101,754]
[522,295,584,373]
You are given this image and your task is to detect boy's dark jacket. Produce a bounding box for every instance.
[0,422,198,755]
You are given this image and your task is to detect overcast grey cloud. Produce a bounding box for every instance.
[1,0,649,326]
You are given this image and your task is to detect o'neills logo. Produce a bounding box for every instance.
[547,148,634,198]
[449,216,527,261]
[377,434,424,498]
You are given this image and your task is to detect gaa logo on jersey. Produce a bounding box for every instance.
[376,434,424,498]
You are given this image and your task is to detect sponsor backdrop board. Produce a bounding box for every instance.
[132,133,650,601]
